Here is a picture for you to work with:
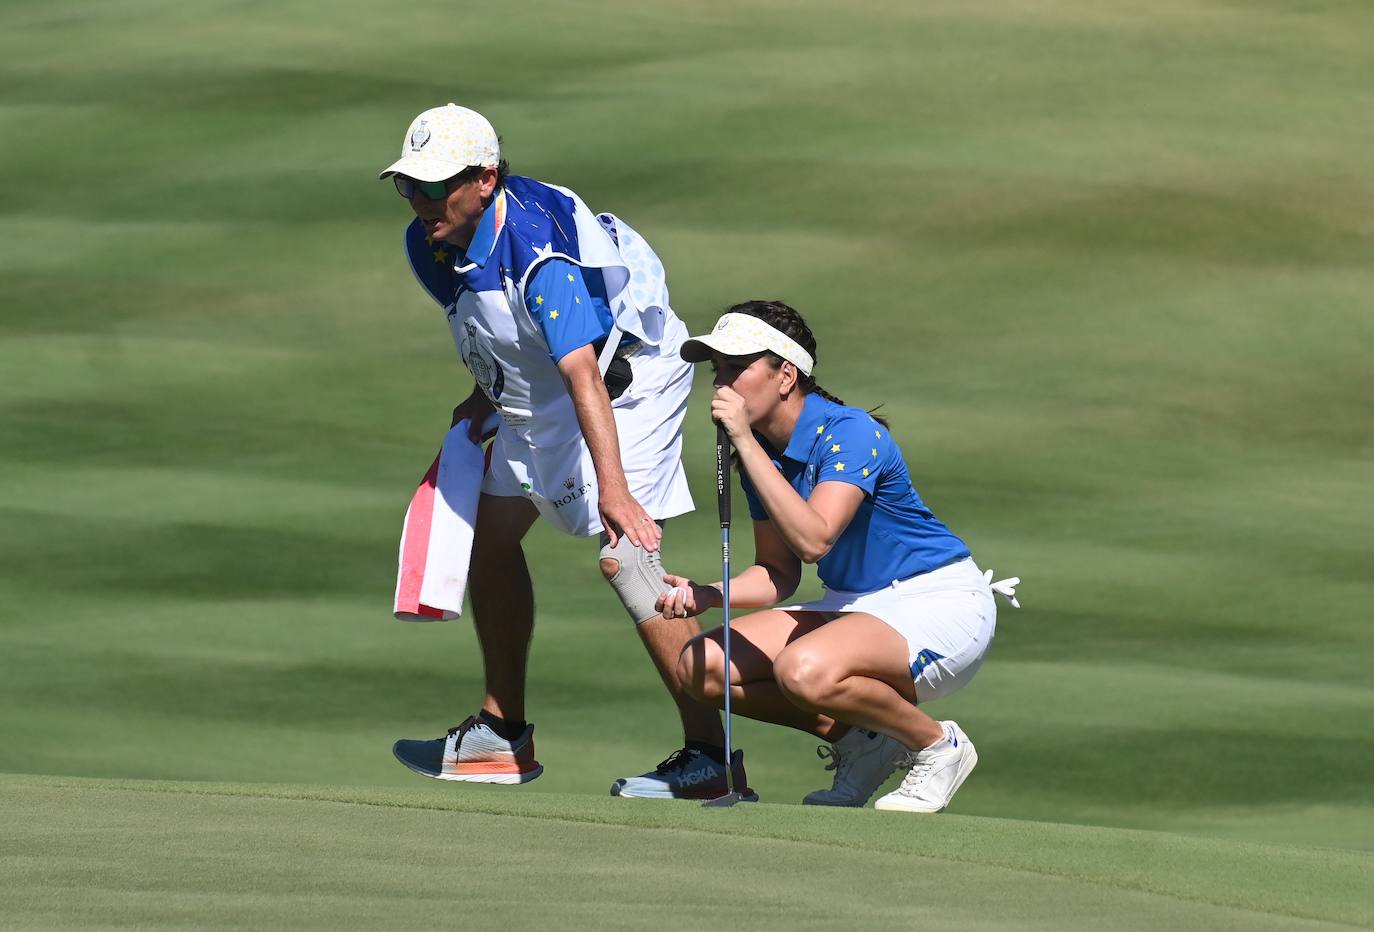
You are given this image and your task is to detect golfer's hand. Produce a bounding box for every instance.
[451,390,496,443]
[599,485,661,552]
[710,386,751,443]
[656,575,720,619]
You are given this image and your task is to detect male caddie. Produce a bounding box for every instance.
[383,104,753,800]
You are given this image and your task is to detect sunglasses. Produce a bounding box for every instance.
[393,175,454,200]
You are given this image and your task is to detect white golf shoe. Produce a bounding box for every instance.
[803,728,906,807]
[874,721,978,813]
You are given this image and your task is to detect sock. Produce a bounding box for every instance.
[478,710,528,741]
[685,740,728,765]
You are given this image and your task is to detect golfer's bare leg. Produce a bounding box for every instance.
[469,493,540,722]
[773,613,944,751]
[634,615,725,746]
[679,610,847,740]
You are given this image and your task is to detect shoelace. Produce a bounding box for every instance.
[816,743,859,785]
[446,716,480,742]
[815,745,841,773]
[983,569,1022,608]
[895,751,935,796]
[654,748,700,774]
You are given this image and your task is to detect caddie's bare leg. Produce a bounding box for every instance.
[470,494,541,722]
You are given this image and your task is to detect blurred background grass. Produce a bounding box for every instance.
[2,0,1372,853]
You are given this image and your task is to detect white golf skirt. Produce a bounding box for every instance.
[482,351,695,537]
[780,558,997,703]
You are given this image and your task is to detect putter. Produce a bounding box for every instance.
[704,423,744,808]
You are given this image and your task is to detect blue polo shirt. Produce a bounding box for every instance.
[739,393,970,592]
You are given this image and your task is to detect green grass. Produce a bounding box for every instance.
[3,775,1370,931]
[3,0,1374,927]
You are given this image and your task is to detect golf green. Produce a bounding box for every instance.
[2,0,1372,927]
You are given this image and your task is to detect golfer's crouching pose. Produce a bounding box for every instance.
[661,300,1020,812]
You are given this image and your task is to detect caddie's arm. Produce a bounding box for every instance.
[557,345,660,552]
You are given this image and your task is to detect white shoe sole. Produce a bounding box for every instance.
[430,766,544,784]
[874,744,978,813]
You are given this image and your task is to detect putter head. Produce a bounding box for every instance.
[702,791,745,808]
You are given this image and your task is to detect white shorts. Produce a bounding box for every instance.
[781,558,996,703]
[482,350,695,537]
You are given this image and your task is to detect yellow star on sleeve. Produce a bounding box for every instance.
[433,247,448,263]
[574,296,580,304]
[825,434,833,442]
[871,448,878,457]
[534,295,544,305]
[549,310,559,320]
[875,430,882,438]
[830,443,841,453]
[862,467,870,477]
[566,272,574,282]
[834,462,846,472]
[817,425,825,435]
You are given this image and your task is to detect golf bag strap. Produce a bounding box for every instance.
[597,324,623,377]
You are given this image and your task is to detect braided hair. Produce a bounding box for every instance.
[724,300,890,428]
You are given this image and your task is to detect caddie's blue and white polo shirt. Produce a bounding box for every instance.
[523,259,614,363]
[738,392,970,593]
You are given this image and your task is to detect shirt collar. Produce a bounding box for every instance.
[782,392,833,462]
[460,187,506,269]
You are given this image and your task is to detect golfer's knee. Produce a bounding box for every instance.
[599,557,619,580]
[774,648,836,707]
[677,636,724,703]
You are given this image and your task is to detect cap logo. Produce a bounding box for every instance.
[409,121,431,151]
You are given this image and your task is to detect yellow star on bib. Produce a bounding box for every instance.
[862,467,870,477]
[549,310,559,320]
[831,443,841,453]
[534,295,544,305]
[871,448,878,457]
[834,462,846,472]
[816,425,825,435]
[433,247,447,263]
[566,272,575,282]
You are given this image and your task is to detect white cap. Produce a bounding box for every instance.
[378,104,501,182]
[680,313,814,375]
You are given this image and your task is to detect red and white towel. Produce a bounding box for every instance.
[393,416,499,621]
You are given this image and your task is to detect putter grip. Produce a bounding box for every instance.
[716,423,731,528]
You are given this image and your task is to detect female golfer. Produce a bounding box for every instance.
[658,300,1018,812]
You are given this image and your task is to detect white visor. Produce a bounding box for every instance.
[680,313,814,376]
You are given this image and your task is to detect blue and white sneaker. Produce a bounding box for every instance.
[803,728,906,807]
[874,721,977,813]
[393,715,544,784]
[610,748,758,801]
